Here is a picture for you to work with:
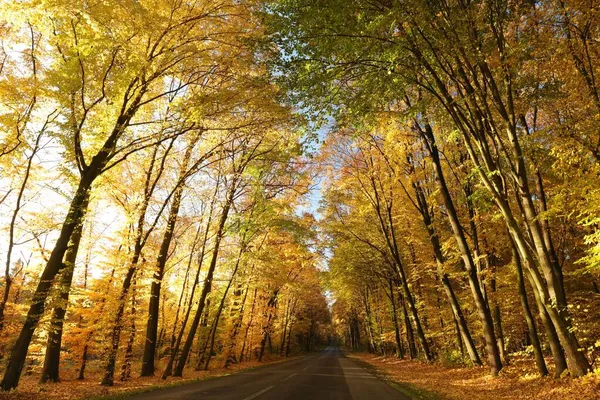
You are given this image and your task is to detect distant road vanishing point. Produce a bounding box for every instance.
[127,347,412,400]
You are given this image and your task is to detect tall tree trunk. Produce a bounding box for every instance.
[199,250,243,371]
[162,179,220,379]
[388,278,404,359]
[279,298,291,356]
[285,299,297,357]
[223,284,250,367]
[100,140,173,385]
[457,110,590,375]
[258,291,279,362]
[397,286,416,359]
[1,174,94,390]
[1,85,145,390]
[509,235,548,376]
[362,289,377,354]
[141,180,186,376]
[412,180,481,365]
[239,288,258,363]
[365,168,432,360]
[120,282,137,381]
[40,203,88,383]
[173,183,235,377]
[421,123,502,375]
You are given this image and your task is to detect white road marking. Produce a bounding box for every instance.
[281,373,297,382]
[301,372,376,379]
[302,366,309,371]
[242,385,274,400]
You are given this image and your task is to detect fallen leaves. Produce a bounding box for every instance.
[352,353,600,400]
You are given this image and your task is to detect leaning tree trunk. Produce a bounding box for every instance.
[367,171,432,361]
[199,251,242,371]
[162,177,220,379]
[40,204,88,383]
[284,302,297,357]
[421,124,502,375]
[509,235,548,376]
[172,187,234,377]
[1,175,93,390]
[0,83,146,390]
[412,180,481,365]
[199,290,227,370]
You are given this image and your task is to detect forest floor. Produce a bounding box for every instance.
[352,353,600,400]
[0,356,296,400]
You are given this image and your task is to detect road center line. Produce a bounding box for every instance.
[241,385,274,400]
[281,373,297,382]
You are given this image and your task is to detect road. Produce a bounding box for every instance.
[127,347,411,400]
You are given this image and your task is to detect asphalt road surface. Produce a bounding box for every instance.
[126,347,411,400]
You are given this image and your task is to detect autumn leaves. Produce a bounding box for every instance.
[0,0,327,392]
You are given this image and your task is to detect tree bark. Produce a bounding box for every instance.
[140,176,186,376]
[509,235,548,376]
[388,278,404,359]
[1,175,94,390]
[173,182,235,377]
[239,288,258,362]
[411,179,481,365]
[40,203,88,383]
[421,123,502,375]
[198,248,243,371]
[120,283,137,381]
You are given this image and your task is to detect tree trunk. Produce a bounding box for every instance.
[285,299,297,357]
[100,141,173,385]
[162,180,220,378]
[1,175,94,390]
[173,186,234,377]
[412,179,481,365]
[120,283,137,381]
[40,206,88,383]
[141,180,186,376]
[509,235,548,376]
[388,279,404,359]
[365,169,432,360]
[223,284,250,367]
[239,288,258,363]
[422,124,502,375]
[258,291,279,362]
[398,287,417,359]
[199,253,242,371]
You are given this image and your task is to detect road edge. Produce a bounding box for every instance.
[345,354,445,400]
[88,355,308,400]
